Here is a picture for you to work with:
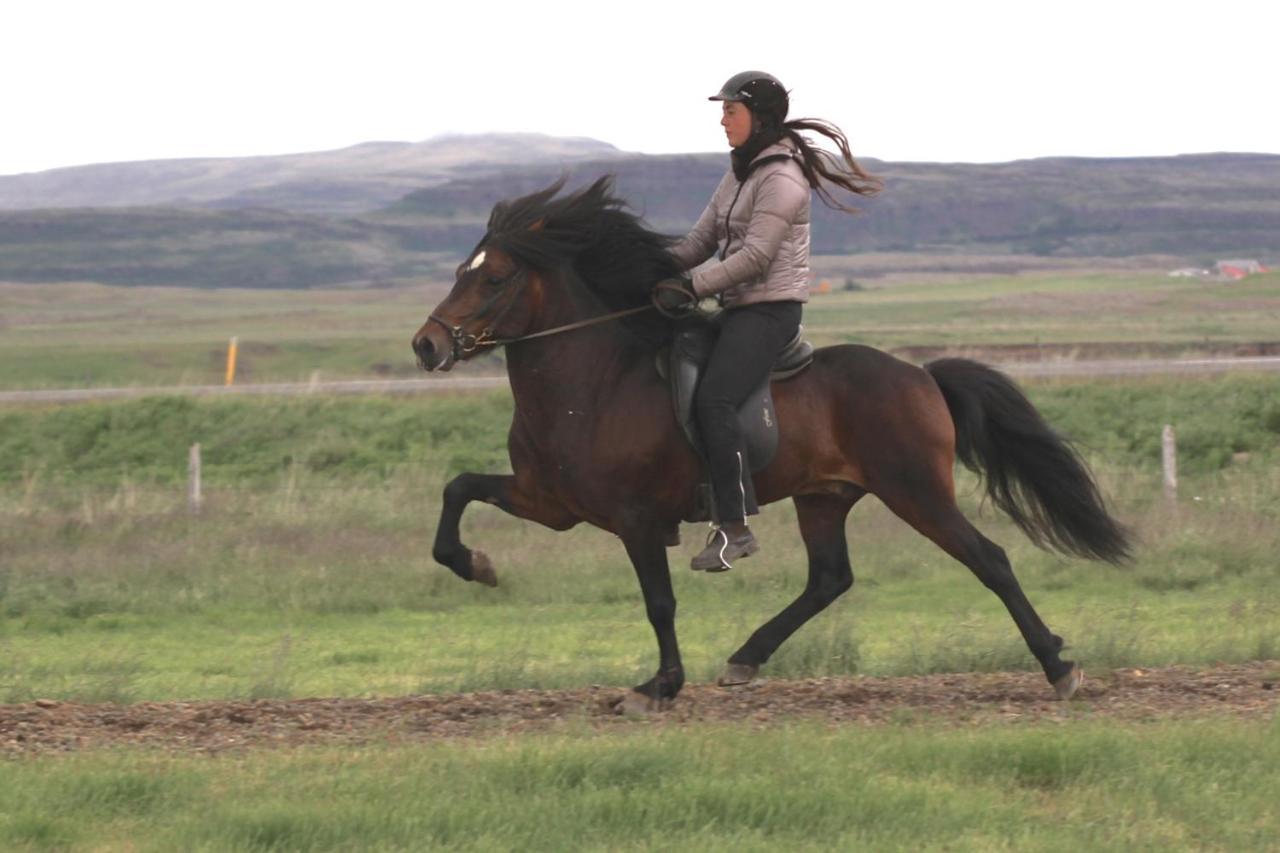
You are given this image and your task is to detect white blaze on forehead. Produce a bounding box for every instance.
[466,250,486,271]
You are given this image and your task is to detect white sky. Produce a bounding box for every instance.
[4,0,1275,176]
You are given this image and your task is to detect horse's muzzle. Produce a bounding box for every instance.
[411,329,455,372]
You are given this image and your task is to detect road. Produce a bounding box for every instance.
[2,356,1278,405]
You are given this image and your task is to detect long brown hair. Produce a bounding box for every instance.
[781,117,882,212]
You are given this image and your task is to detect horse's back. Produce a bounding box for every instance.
[803,343,942,403]
[766,343,956,495]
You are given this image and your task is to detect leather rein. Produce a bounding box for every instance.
[426,267,656,363]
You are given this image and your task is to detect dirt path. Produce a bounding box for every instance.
[3,663,1276,756]
[4,353,1280,405]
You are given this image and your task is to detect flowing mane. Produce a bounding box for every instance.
[482,177,685,346]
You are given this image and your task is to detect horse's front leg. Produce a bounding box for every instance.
[614,518,685,714]
[432,472,576,586]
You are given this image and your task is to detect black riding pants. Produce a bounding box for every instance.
[694,300,803,524]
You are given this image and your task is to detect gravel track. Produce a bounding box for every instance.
[3,663,1275,756]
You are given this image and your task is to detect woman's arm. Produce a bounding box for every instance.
[690,170,808,298]
[668,200,720,272]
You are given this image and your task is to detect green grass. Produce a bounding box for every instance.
[783,270,1280,349]
[1,377,1278,702]
[1,719,1277,851]
[3,373,1278,493]
[4,266,1276,850]
[1,449,1277,703]
[2,270,1277,388]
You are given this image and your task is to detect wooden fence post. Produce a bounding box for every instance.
[1161,424,1177,502]
[188,443,203,514]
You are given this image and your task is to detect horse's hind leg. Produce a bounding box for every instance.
[721,491,863,685]
[874,480,1080,698]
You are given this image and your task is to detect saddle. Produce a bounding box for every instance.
[656,323,814,521]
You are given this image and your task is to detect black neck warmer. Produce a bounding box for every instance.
[730,126,785,182]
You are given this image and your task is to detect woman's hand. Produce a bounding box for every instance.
[652,277,698,316]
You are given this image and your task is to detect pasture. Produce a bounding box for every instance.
[1,267,1278,389]
[2,268,1278,849]
[3,721,1278,850]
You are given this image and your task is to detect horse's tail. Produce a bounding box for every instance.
[924,358,1131,565]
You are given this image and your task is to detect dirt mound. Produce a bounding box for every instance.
[3,663,1275,756]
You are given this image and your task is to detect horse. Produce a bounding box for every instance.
[411,177,1131,713]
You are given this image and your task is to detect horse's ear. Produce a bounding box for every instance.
[529,218,545,232]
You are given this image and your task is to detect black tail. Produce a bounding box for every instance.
[925,358,1131,564]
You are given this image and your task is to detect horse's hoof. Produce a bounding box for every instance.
[717,662,759,687]
[1052,664,1084,701]
[613,691,661,717]
[470,550,498,587]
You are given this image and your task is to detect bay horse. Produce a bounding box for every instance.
[411,177,1130,712]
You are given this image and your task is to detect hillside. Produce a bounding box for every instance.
[0,142,1276,289]
[384,152,1280,257]
[0,134,625,214]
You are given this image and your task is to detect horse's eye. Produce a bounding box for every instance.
[487,275,504,286]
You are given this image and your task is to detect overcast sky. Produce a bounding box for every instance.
[4,0,1275,176]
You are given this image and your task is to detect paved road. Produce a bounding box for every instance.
[2,356,1278,405]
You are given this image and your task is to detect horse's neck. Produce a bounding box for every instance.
[505,325,633,414]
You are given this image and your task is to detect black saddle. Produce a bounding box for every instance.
[657,323,814,521]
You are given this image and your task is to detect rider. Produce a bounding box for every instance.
[655,70,880,572]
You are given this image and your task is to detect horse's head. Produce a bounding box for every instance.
[411,243,540,372]
[413,176,682,370]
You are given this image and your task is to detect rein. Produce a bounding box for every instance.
[427,267,656,362]
[491,303,655,345]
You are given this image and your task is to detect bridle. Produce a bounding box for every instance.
[426,265,655,364]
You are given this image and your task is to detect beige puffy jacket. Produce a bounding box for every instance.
[669,140,811,307]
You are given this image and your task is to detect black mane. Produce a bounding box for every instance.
[483,177,686,346]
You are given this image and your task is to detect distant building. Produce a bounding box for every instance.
[1215,259,1268,279]
[1168,267,1209,277]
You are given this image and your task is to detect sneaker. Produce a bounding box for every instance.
[691,525,759,572]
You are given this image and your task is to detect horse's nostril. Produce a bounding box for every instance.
[412,335,434,359]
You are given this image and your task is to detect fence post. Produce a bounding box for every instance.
[225,336,239,386]
[188,443,203,514]
[1161,424,1177,502]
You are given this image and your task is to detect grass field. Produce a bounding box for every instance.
[2,269,1277,389]
[3,269,1277,850]
[3,719,1278,851]
[1,377,1277,703]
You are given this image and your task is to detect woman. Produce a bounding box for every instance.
[655,70,881,572]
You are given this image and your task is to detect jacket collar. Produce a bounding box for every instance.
[731,136,796,181]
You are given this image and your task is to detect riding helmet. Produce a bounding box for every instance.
[708,71,789,124]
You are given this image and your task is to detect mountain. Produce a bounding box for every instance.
[0,134,625,214]
[0,141,1276,289]
[382,152,1280,258]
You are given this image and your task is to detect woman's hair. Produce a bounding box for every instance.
[778,117,882,212]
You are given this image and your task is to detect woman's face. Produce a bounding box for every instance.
[721,102,754,148]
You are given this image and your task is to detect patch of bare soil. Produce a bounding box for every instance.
[3,663,1275,756]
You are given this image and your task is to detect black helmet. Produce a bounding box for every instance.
[708,71,789,123]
